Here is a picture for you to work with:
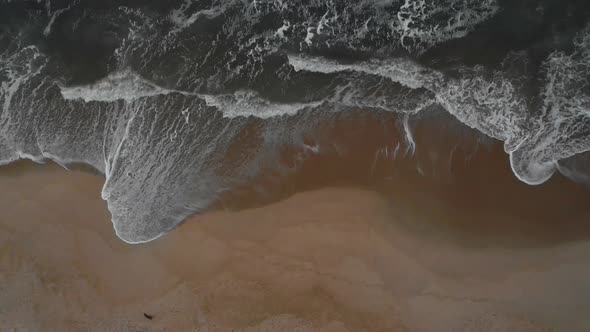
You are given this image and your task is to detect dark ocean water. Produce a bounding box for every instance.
[1,0,590,242]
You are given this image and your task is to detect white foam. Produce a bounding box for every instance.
[275,21,291,40]
[169,0,230,34]
[557,156,590,188]
[288,54,527,144]
[59,70,321,119]
[402,114,416,155]
[288,51,577,186]
[288,54,440,90]
[202,90,322,119]
[394,0,499,53]
[44,3,72,37]
[197,0,499,55]
[326,80,437,115]
[60,69,176,102]
[509,24,590,185]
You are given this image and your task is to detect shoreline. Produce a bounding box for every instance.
[1,162,590,331]
[5,128,590,249]
[1,108,589,245]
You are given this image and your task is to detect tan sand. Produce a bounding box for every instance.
[1,162,590,331]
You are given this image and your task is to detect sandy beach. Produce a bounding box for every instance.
[3,1,590,331]
[1,161,590,331]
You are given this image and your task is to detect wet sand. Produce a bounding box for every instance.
[1,160,590,331]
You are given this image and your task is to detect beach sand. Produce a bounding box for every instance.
[1,159,590,331]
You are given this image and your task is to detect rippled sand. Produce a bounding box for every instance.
[1,162,590,331]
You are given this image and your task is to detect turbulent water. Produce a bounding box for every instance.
[1,0,589,243]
